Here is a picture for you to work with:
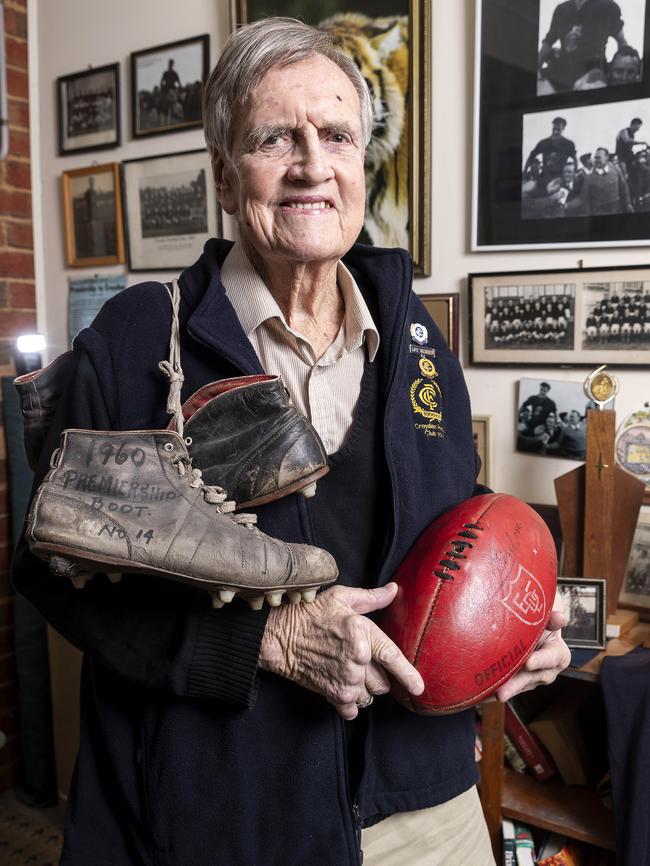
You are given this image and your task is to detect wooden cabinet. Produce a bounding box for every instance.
[478,622,650,861]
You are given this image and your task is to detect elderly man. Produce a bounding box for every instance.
[13,18,570,866]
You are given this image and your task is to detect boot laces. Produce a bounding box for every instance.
[171,456,257,529]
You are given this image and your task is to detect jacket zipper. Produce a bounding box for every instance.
[377,258,413,583]
[340,717,363,866]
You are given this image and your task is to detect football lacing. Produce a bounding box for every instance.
[434,522,484,581]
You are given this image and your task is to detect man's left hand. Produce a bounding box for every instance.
[495,592,571,703]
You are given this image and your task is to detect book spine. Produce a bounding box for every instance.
[502,819,516,866]
[505,702,557,781]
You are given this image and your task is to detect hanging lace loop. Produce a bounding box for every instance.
[159,279,185,438]
[160,281,256,527]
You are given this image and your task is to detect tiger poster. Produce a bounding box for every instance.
[232,1,430,274]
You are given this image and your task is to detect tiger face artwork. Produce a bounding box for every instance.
[318,13,410,250]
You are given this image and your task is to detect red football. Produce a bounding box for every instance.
[379,494,557,715]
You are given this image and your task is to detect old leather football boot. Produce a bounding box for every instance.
[26,428,338,609]
[14,350,75,470]
[178,375,329,509]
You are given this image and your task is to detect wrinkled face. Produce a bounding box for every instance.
[217,56,366,267]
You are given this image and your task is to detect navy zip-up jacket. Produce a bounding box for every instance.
[13,239,481,866]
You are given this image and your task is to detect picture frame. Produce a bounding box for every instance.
[471,415,491,487]
[517,377,591,462]
[618,511,650,618]
[231,1,431,276]
[469,264,650,367]
[419,293,459,355]
[121,149,222,272]
[57,63,121,156]
[62,163,125,268]
[131,34,210,138]
[557,577,606,649]
[473,0,650,252]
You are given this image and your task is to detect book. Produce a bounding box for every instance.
[529,693,590,786]
[537,832,585,865]
[502,818,516,866]
[514,823,535,866]
[505,701,557,781]
[503,733,527,774]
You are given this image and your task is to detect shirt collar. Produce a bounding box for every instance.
[220,242,380,362]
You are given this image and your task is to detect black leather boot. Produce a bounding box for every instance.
[14,351,75,470]
[179,375,329,509]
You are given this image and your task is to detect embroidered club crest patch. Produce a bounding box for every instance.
[410,362,445,438]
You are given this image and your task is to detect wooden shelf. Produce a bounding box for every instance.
[502,769,616,851]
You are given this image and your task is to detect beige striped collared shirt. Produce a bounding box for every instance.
[220,243,380,455]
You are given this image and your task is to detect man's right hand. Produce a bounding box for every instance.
[258,583,424,720]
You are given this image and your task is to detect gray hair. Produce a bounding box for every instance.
[203,17,373,162]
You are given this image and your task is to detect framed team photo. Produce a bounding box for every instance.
[473,0,650,251]
[131,35,210,138]
[62,163,125,267]
[469,264,650,366]
[57,63,121,155]
[557,577,606,650]
[121,149,222,271]
[419,293,459,355]
[231,1,431,276]
[618,511,650,617]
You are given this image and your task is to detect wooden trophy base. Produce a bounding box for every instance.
[554,409,645,614]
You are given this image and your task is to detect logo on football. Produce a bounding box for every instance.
[379,494,557,715]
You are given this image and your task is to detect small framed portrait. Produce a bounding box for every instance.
[557,577,606,649]
[469,265,650,366]
[473,0,650,251]
[516,377,594,462]
[472,415,492,487]
[62,163,125,267]
[131,34,210,138]
[121,149,221,271]
[232,1,431,276]
[419,293,459,355]
[57,63,121,155]
[618,511,650,618]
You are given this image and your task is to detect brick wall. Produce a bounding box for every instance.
[0,0,36,794]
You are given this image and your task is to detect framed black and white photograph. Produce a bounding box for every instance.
[121,149,221,271]
[469,265,650,366]
[57,63,120,155]
[62,163,125,267]
[131,35,209,138]
[618,511,650,617]
[472,416,492,486]
[557,577,606,649]
[473,0,650,251]
[517,377,593,460]
[232,1,431,275]
[419,293,459,355]
[537,0,646,96]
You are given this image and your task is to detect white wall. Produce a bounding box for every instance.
[31,0,649,505]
